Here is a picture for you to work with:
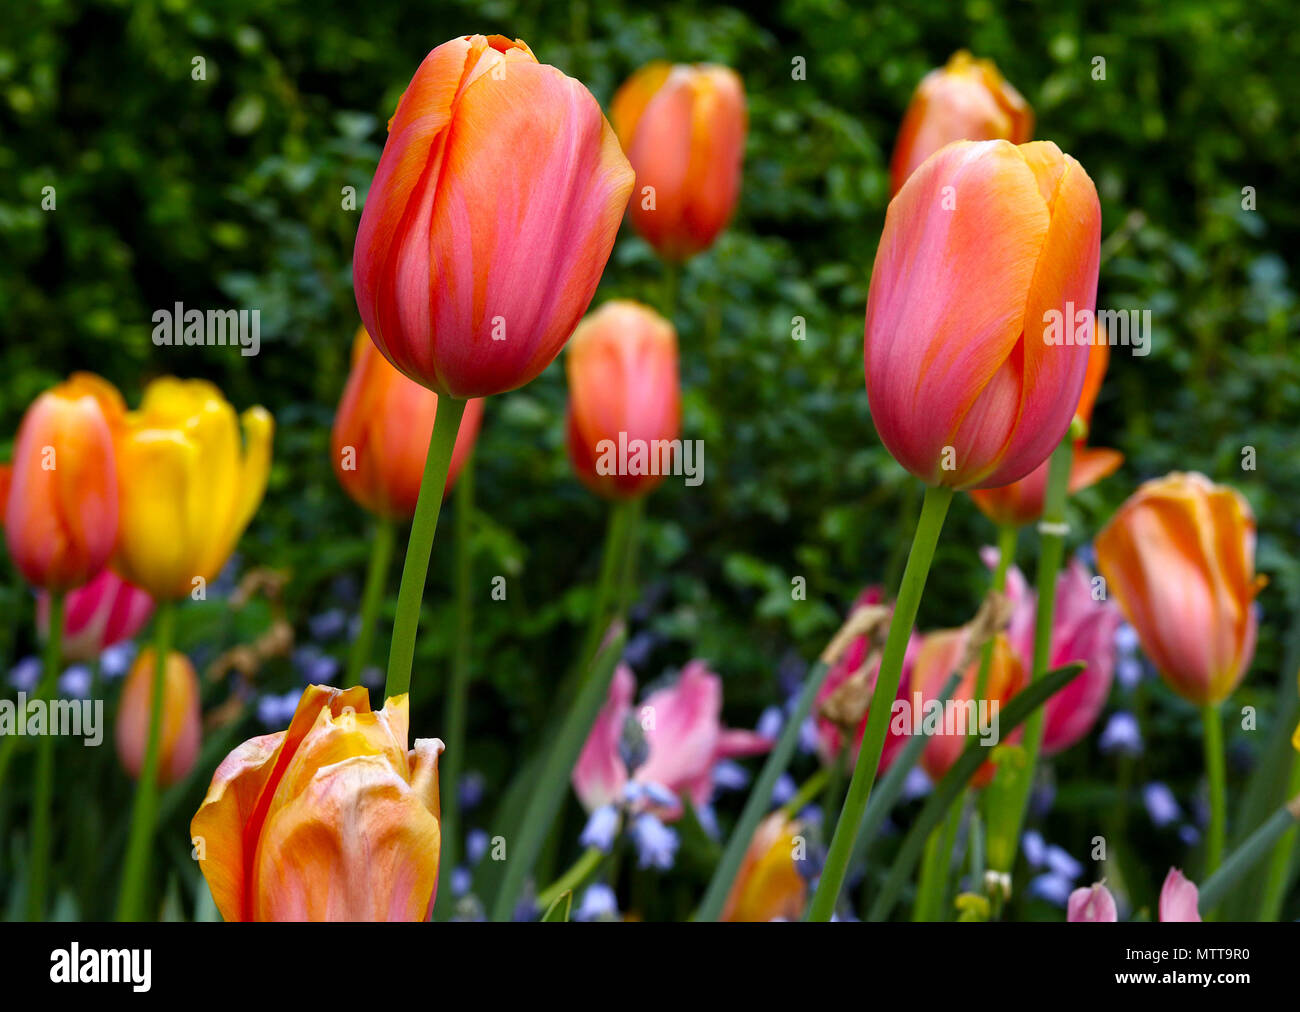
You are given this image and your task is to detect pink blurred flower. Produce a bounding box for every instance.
[573,660,772,820]
[1067,868,1200,922]
[1066,882,1117,922]
[987,548,1121,755]
[37,568,154,663]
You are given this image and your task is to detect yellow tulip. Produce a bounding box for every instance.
[114,378,273,600]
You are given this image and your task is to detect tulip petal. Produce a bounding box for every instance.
[1158,868,1201,922]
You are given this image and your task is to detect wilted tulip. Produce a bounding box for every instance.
[565,301,681,500]
[611,62,746,261]
[910,628,1025,787]
[113,378,272,601]
[1095,473,1263,705]
[864,140,1101,490]
[353,34,634,400]
[332,328,484,519]
[994,552,1122,754]
[191,685,443,921]
[573,661,771,819]
[38,568,154,663]
[116,647,201,785]
[720,813,808,922]
[970,339,1121,527]
[4,373,123,590]
[889,51,1033,195]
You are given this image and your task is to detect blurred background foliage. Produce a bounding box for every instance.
[0,0,1297,920]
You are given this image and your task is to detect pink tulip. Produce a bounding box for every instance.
[1067,868,1200,922]
[989,549,1122,754]
[37,568,154,663]
[573,660,772,819]
[1066,882,1118,922]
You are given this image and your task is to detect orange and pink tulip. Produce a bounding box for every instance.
[611,62,747,261]
[864,140,1101,490]
[38,568,154,663]
[352,34,634,400]
[720,812,808,922]
[116,647,201,786]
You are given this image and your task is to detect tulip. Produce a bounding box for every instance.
[889,51,1033,195]
[191,684,443,921]
[611,62,747,261]
[1066,868,1200,922]
[113,377,273,601]
[720,813,807,922]
[565,301,681,500]
[969,338,1121,526]
[116,647,201,785]
[1094,473,1262,706]
[909,629,1026,788]
[36,568,154,663]
[573,661,771,820]
[1066,881,1118,922]
[4,373,122,591]
[353,34,635,400]
[814,587,921,770]
[864,139,1101,490]
[994,553,1122,754]
[332,327,485,520]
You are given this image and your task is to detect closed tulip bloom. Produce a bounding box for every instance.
[4,373,123,590]
[720,813,807,922]
[1068,869,1200,922]
[353,35,634,400]
[611,62,746,261]
[910,629,1025,787]
[1066,881,1118,922]
[970,338,1122,526]
[889,51,1033,195]
[1095,473,1263,705]
[113,378,272,601]
[191,685,444,921]
[565,301,680,500]
[332,328,484,519]
[38,568,154,663]
[865,140,1101,490]
[116,647,201,785]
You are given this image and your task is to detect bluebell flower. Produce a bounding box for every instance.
[1114,623,1140,656]
[579,805,620,853]
[574,883,619,922]
[59,665,93,699]
[1044,844,1083,881]
[695,803,720,840]
[308,609,348,641]
[459,771,485,812]
[1143,782,1181,827]
[466,828,490,865]
[757,705,784,740]
[901,765,932,801]
[712,759,750,792]
[449,866,472,897]
[1178,824,1202,847]
[1099,712,1143,755]
[771,772,797,806]
[98,642,136,680]
[630,812,679,870]
[8,656,40,692]
[622,630,657,669]
[1028,871,1075,907]
[1022,829,1046,867]
[292,645,340,684]
[798,715,818,754]
[641,781,677,811]
[1115,657,1144,691]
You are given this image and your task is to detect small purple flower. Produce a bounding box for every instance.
[1143,782,1181,827]
[1022,830,1046,867]
[1114,623,1139,656]
[630,812,679,870]
[292,645,340,685]
[8,656,40,692]
[771,772,797,806]
[1028,871,1075,907]
[574,883,619,922]
[1178,824,1202,847]
[1099,712,1143,755]
[459,771,485,811]
[449,866,472,897]
[58,665,93,699]
[798,715,819,755]
[712,759,750,792]
[1115,657,1144,691]
[579,805,620,853]
[756,705,784,740]
[695,802,720,840]
[1044,845,1083,881]
[466,828,490,865]
[308,609,348,641]
[901,765,932,801]
[99,642,136,680]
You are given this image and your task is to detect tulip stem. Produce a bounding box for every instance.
[384,396,467,702]
[1202,703,1227,877]
[115,599,174,921]
[571,502,632,691]
[344,517,395,688]
[26,592,63,921]
[973,524,1017,702]
[806,483,953,922]
[535,844,606,912]
[616,496,644,615]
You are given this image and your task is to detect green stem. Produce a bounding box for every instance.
[26,592,63,921]
[1199,793,1300,913]
[616,497,644,615]
[436,462,476,918]
[344,517,395,688]
[536,844,606,911]
[385,396,467,701]
[807,483,954,921]
[1202,703,1226,877]
[781,767,831,821]
[1256,749,1300,920]
[576,503,631,677]
[973,525,1017,701]
[115,599,175,921]
[662,261,679,324]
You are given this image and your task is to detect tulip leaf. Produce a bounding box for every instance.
[541,890,573,922]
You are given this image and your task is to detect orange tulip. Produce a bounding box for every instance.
[565,300,681,500]
[910,629,1025,787]
[191,684,443,921]
[3,373,122,590]
[864,140,1101,490]
[969,337,1122,526]
[611,62,746,261]
[353,35,634,400]
[332,328,485,520]
[1095,473,1263,705]
[720,813,808,922]
[116,648,201,785]
[889,51,1033,195]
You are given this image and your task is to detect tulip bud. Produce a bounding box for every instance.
[4,373,122,591]
[353,35,635,400]
[889,51,1033,195]
[332,328,484,519]
[113,378,272,601]
[116,647,201,785]
[720,813,808,922]
[1067,882,1118,922]
[565,301,681,500]
[1158,868,1201,922]
[865,140,1101,490]
[37,568,154,663]
[611,62,747,261]
[191,685,443,921]
[1095,473,1263,705]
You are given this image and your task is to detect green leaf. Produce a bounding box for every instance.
[541,891,573,922]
